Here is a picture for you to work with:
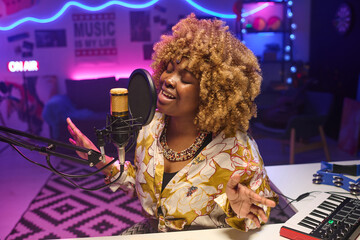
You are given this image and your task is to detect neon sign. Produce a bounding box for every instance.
[183,0,236,19]
[8,60,39,72]
[0,0,160,31]
[0,0,273,31]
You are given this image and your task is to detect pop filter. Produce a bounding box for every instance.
[128,69,157,126]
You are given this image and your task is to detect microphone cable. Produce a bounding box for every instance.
[272,190,321,211]
[272,189,359,213]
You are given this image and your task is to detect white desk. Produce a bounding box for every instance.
[267,160,359,212]
[71,224,284,240]
[64,160,360,240]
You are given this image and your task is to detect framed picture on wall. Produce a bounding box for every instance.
[130,11,151,42]
[35,29,67,48]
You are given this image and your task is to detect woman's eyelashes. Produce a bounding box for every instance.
[181,77,191,84]
[180,71,195,84]
[163,61,195,84]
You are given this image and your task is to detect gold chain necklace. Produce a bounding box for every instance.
[160,119,207,162]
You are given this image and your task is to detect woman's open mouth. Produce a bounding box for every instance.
[161,90,176,99]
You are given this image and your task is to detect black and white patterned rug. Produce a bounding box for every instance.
[6,160,145,240]
[6,161,295,239]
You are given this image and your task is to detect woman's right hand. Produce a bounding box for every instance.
[66,117,99,160]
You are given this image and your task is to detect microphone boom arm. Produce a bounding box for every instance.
[0,125,102,167]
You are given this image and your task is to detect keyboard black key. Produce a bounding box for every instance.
[313,209,328,217]
[298,221,315,230]
[305,216,321,225]
[318,204,334,212]
[323,200,338,208]
[310,211,325,219]
[329,195,346,203]
[328,195,341,201]
[322,201,336,210]
[333,194,346,200]
[301,219,318,228]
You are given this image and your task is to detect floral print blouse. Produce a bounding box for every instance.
[109,111,277,232]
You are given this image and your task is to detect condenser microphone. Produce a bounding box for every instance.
[109,88,130,165]
[97,69,157,167]
[110,88,130,146]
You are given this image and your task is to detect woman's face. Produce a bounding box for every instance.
[157,58,200,119]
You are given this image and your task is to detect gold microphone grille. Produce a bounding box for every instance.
[110,88,128,117]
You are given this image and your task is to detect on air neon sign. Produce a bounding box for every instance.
[8,60,39,72]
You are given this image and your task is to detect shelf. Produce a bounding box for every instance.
[243,0,286,3]
[243,29,289,34]
[237,0,293,83]
[260,60,289,64]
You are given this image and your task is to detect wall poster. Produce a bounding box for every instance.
[73,12,117,58]
[130,11,151,42]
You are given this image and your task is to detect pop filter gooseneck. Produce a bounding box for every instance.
[128,69,157,126]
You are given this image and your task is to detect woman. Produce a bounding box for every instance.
[67,14,277,234]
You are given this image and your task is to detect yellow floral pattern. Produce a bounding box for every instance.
[109,111,277,232]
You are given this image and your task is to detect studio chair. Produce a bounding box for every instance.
[285,90,333,164]
[254,90,334,164]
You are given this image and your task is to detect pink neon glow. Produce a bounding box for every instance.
[242,2,275,17]
[242,2,282,28]
[72,72,131,80]
[71,66,153,80]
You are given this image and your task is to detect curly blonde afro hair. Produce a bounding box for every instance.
[151,13,262,136]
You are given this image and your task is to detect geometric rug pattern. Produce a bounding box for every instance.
[6,160,145,240]
[6,160,295,239]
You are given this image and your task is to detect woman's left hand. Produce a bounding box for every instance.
[226,174,276,228]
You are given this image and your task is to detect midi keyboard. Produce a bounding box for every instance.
[280,192,360,240]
